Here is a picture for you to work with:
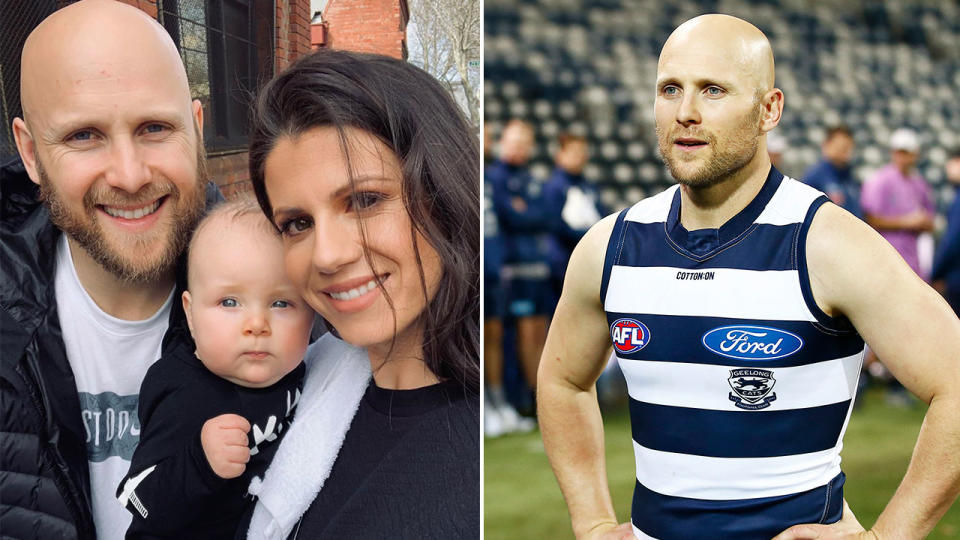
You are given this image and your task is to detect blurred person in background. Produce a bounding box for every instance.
[486,120,543,432]
[543,133,609,307]
[860,128,935,406]
[484,125,511,436]
[861,128,935,278]
[802,125,861,218]
[541,134,621,409]
[931,148,960,315]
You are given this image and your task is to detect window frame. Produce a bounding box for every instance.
[158,0,275,154]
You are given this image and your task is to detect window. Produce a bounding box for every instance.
[159,0,274,152]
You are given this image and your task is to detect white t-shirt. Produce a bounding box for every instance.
[54,236,173,539]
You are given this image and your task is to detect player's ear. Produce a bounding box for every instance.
[759,88,784,133]
[182,291,196,337]
[192,99,204,135]
[12,117,41,185]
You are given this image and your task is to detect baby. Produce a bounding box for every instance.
[117,198,314,538]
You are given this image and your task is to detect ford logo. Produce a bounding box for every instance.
[702,325,803,360]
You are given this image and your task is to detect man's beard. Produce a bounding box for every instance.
[38,141,208,284]
[656,100,763,188]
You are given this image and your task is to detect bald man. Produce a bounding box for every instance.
[0,1,219,538]
[539,14,960,540]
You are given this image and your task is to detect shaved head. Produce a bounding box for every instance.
[654,14,783,188]
[20,0,191,124]
[660,14,775,95]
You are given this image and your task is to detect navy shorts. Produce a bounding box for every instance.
[485,274,506,320]
[507,278,554,318]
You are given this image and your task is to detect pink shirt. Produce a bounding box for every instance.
[860,164,934,277]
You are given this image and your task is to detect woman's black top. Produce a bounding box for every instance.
[289,379,479,539]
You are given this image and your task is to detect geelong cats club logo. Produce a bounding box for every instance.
[728,368,777,410]
[610,318,650,354]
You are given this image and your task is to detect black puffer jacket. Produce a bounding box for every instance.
[0,156,220,539]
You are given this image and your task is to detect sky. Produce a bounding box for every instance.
[310,0,327,20]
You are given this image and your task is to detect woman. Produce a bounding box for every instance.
[243,50,480,538]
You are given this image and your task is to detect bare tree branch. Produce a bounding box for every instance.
[407,0,480,129]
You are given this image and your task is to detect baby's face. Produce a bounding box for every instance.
[183,216,314,388]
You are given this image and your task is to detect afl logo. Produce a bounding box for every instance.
[610,318,650,354]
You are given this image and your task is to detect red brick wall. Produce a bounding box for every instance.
[207,152,251,199]
[276,0,313,72]
[321,0,408,59]
[116,0,159,18]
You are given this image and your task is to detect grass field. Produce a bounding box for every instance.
[484,387,959,539]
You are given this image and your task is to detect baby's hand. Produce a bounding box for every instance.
[200,414,251,479]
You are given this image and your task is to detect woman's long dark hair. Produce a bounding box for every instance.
[249,50,480,393]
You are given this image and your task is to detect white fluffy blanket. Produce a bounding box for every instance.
[245,334,371,539]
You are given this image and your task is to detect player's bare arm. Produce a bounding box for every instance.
[776,202,960,539]
[539,213,632,540]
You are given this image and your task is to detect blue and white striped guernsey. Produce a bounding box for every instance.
[601,168,865,539]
